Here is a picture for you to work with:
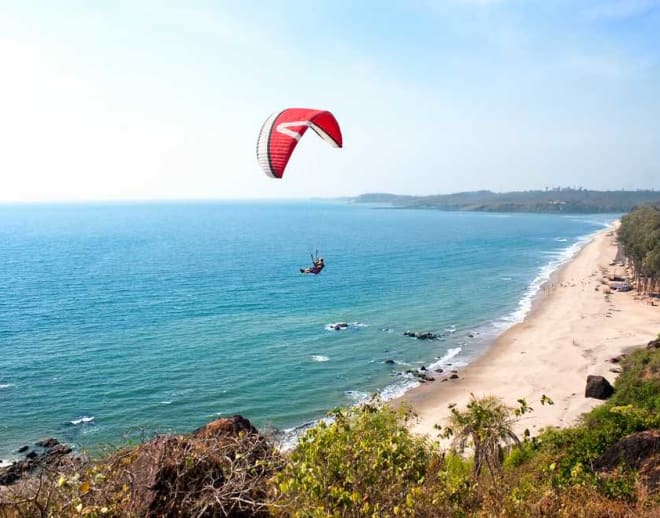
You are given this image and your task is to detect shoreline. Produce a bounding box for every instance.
[398,222,660,438]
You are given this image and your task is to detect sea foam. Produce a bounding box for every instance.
[494,230,598,330]
[70,416,95,425]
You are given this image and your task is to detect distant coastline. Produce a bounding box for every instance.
[349,189,660,213]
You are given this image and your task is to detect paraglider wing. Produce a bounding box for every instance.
[256,108,342,178]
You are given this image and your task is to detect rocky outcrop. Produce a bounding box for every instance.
[1,416,276,517]
[0,439,75,486]
[594,430,660,494]
[585,375,614,399]
[120,415,275,517]
[648,338,660,350]
[192,415,259,438]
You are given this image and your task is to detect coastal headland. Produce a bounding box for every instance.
[399,223,660,438]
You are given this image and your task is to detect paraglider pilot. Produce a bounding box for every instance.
[300,256,325,275]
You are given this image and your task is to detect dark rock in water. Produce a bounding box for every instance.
[468,333,474,338]
[449,374,459,380]
[420,366,427,371]
[384,359,395,365]
[435,368,444,373]
[450,370,458,374]
[1,439,77,486]
[328,322,349,331]
[585,375,614,400]
[17,445,29,453]
[594,430,660,494]
[36,438,59,448]
[404,331,437,340]
[441,378,448,382]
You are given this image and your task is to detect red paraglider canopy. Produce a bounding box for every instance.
[256,108,343,179]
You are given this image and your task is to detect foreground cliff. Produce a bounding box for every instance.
[2,342,659,517]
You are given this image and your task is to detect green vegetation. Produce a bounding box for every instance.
[353,189,660,213]
[442,394,523,479]
[2,347,658,517]
[270,404,465,517]
[619,206,660,293]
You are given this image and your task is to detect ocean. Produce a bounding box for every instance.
[0,202,615,461]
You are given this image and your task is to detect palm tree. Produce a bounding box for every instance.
[446,394,521,480]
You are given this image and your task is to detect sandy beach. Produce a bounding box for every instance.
[400,223,660,438]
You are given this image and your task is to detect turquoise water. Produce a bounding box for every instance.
[0,202,614,459]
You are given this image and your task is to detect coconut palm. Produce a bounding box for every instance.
[446,394,521,479]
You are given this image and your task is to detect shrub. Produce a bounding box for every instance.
[270,402,465,517]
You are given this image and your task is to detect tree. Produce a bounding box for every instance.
[443,395,523,480]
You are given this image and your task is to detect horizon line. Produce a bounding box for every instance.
[0,187,658,206]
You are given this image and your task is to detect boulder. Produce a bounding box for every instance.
[0,439,76,486]
[17,446,29,453]
[384,359,395,365]
[192,415,259,439]
[585,375,614,399]
[647,338,660,350]
[594,430,660,494]
[35,438,58,448]
[449,374,459,380]
[594,430,659,471]
[121,415,274,517]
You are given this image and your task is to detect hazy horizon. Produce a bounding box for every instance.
[1,1,659,202]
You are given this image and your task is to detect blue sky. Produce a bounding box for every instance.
[0,0,658,201]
